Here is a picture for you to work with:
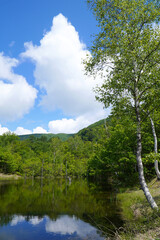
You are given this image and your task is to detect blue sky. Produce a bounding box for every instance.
[0,0,109,135]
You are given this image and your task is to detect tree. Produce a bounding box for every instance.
[88,113,138,184]
[85,0,160,209]
[140,85,160,179]
[148,113,160,179]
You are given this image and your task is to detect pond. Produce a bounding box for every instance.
[0,178,123,240]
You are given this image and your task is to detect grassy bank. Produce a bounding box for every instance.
[0,173,22,180]
[116,179,160,240]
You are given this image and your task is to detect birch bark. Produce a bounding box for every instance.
[135,94,158,209]
[149,116,160,180]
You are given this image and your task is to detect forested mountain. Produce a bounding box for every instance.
[0,114,159,187]
[19,133,74,141]
[19,119,106,142]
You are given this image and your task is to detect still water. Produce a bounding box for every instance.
[0,179,123,240]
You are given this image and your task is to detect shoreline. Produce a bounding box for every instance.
[117,178,160,240]
[0,173,22,180]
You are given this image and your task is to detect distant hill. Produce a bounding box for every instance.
[82,119,105,129]
[77,119,105,141]
[19,133,74,141]
[18,118,108,142]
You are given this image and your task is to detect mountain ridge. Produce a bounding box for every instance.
[18,119,106,141]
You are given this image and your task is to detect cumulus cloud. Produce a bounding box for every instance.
[48,118,85,134]
[33,126,47,134]
[0,125,10,135]
[14,126,48,135]
[14,127,32,135]
[0,53,37,121]
[21,14,107,125]
[0,125,48,136]
[48,109,106,133]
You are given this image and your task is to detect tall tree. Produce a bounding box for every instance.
[148,112,160,179]
[85,0,160,209]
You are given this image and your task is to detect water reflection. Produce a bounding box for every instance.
[0,179,123,239]
[45,215,102,238]
[0,215,104,240]
[10,215,43,226]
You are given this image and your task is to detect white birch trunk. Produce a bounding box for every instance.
[135,92,158,209]
[149,116,160,180]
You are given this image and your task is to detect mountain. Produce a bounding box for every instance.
[77,119,105,141]
[18,119,107,142]
[19,133,74,141]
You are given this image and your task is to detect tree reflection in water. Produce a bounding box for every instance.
[0,178,123,239]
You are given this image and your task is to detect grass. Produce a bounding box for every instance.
[0,173,21,180]
[115,178,160,240]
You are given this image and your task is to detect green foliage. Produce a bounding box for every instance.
[87,114,139,185]
[0,114,159,186]
[19,133,74,141]
[143,153,160,179]
[77,119,106,142]
[0,131,93,178]
[85,0,160,132]
[85,0,160,201]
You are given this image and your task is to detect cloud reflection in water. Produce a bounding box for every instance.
[45,215,104,239]
[5,214,105,239]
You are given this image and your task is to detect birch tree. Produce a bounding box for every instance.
[149,114,160,180]
[85,0,160,209]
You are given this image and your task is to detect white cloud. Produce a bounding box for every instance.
[33,126,47,134]
[48,118,85,134]
[14,126,48,135]
[0,53,37,121]
[14,127,32,135]
[21,14,107,124]
[45,215,104,239]
[0,125,10,135]
[48,109,107,134]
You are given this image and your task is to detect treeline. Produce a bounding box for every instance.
[0,133,93,178]
[0,112,159,185]
[92,111,160,185]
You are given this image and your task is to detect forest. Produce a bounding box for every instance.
[0,110,159,187]
[85,0,160,210]
[1,0,160,212]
